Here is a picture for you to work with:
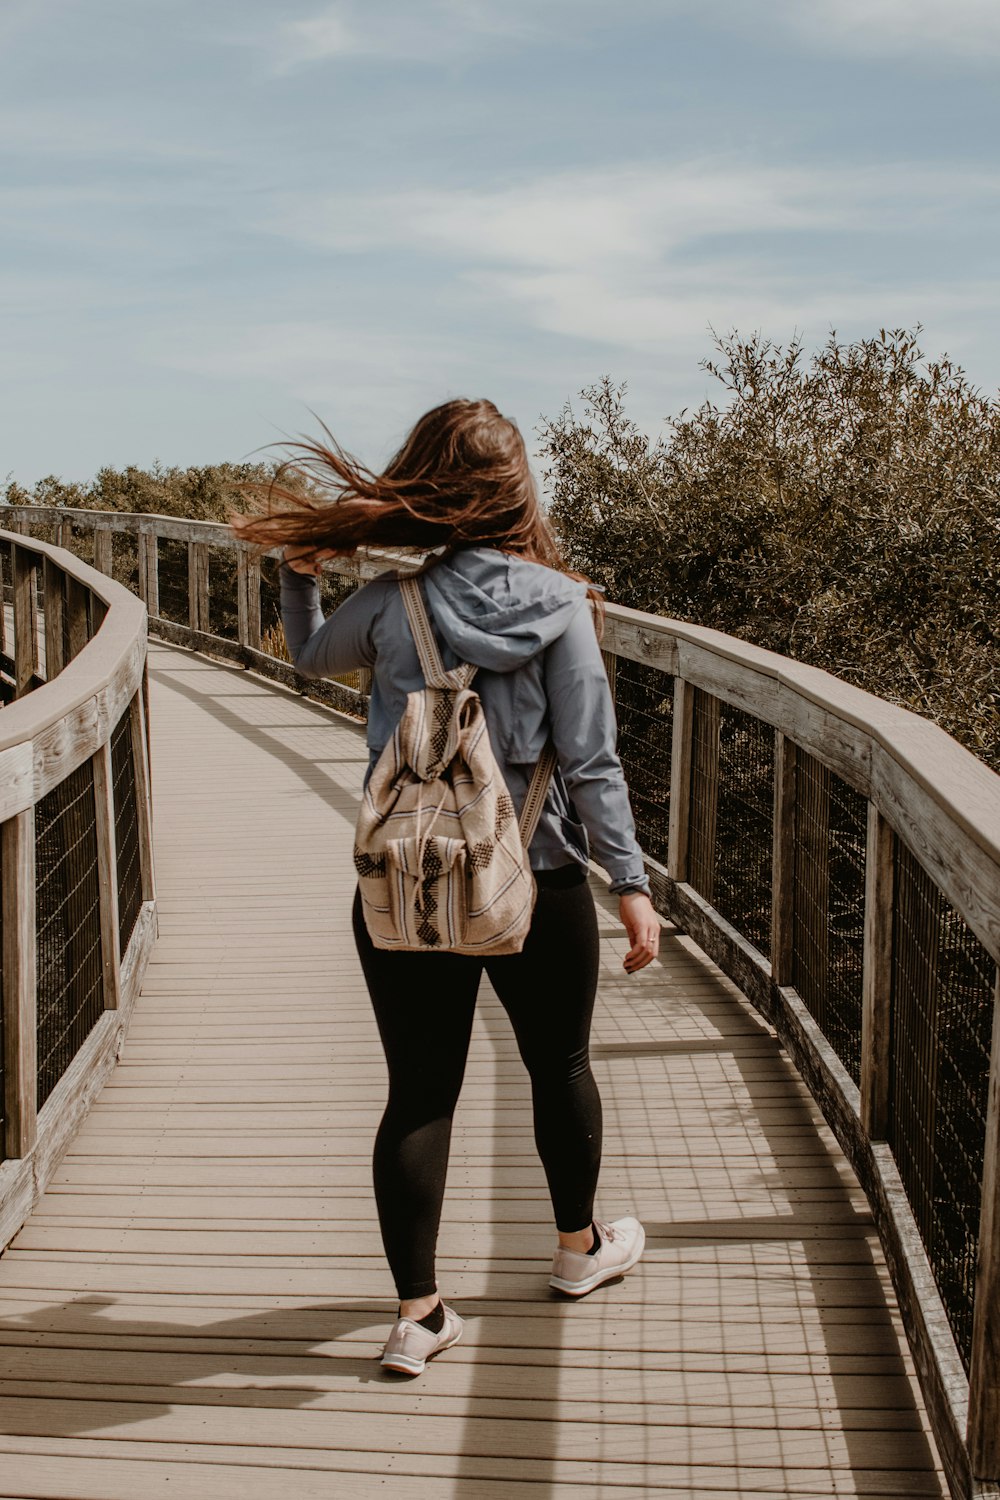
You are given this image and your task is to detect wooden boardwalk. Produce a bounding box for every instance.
[0,639,948,1498]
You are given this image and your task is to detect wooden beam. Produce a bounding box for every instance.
[770,732,797,988]
[860,805,895,1140]
[130,685,156,905]
[145,530,159,618]
[247,554,261,651]
[93,526,112,576]
[666,677,694,883]
[236,549,261,652]
[2,809,37,1157]
[189,541,209,634]
[42,557,65,681]
[12,545,39,696]
[601,610,679,675]
[137,530,159,617]
[968,973,1000,1481]
[92,741,122,1010]
[65,574,90,662]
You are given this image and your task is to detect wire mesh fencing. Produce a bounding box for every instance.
[613,658,672,866]
[689,690,774,956]
[791,751,868,1083]
[110,530,139,596]
[155,538,189,625]
[110,705,143,957]
[889,837,998,1372]
[259,556,284,659]
[206,546,240,641]
[34,761,104,1109]
[0,537,13,700]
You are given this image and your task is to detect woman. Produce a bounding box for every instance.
[233,399,660,1376]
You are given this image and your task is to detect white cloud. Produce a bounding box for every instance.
[279,7,359,63]
[258,159,1000,356]
[268,160,999,269]
[273,0,1000,69]
[780,0,1000,60]
[273,0,538,70]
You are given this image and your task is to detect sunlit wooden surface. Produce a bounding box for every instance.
[0,639,947,1498]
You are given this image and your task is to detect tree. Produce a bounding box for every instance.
[538,328,1000,769]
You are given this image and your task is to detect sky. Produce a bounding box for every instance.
[2,0,999,487]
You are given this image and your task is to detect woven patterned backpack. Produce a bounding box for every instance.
[354,576,556,954]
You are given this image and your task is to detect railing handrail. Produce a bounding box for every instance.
[604,601,1000,865]
[0,530,147,756]
[0,519,157,1267]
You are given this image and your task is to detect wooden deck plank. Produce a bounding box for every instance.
[0,639,947,1497]
[0,1445,951,1499]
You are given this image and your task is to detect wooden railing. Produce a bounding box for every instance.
[4,502,999,1500]
[0,523,157,1252]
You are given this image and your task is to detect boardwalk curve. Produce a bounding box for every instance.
[0,639,947,1497]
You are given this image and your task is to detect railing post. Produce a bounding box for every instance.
[771,731,797,987]
[135,530,148,606]
[188,541,209,634]
[12,544,39,696]
[860,805,895,1139]
[138,528,159,618]
[65,575,90,661]
[130,684,156,904]
[968,973,1000,1481]
[237,548,261,652]
[93,526,113,576]
[42,557,65,680]
[93,742,122,1010]
[667,677,694,882]
[148,530,160,619]
[2,809,37,1157]
[53,518,71,551]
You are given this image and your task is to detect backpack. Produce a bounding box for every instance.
[354,575,556,954]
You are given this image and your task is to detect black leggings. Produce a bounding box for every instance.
[352,870,602,1299]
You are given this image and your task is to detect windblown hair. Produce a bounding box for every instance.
[233,399,567,568]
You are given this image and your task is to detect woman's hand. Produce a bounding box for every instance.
[619,891,660,973]
[281,545,355,575]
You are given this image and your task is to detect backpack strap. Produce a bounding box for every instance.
[400,576,476,690]
[518,742,558,848]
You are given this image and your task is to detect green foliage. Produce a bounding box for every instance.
[3,459,278,523]
[539,328,1000,769]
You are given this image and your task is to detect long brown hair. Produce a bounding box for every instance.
[233,399,566,567]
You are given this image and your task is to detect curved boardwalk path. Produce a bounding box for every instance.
[0,640,947,1498]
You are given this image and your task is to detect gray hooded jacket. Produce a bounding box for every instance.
[279,548,650,895]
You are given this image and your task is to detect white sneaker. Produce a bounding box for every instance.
[380,1303,464,1375]
[549,1217,645,1296]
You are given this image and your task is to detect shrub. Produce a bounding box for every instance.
[539,328,1000,769]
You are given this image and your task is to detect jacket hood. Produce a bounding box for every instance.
[421,548,588,672]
